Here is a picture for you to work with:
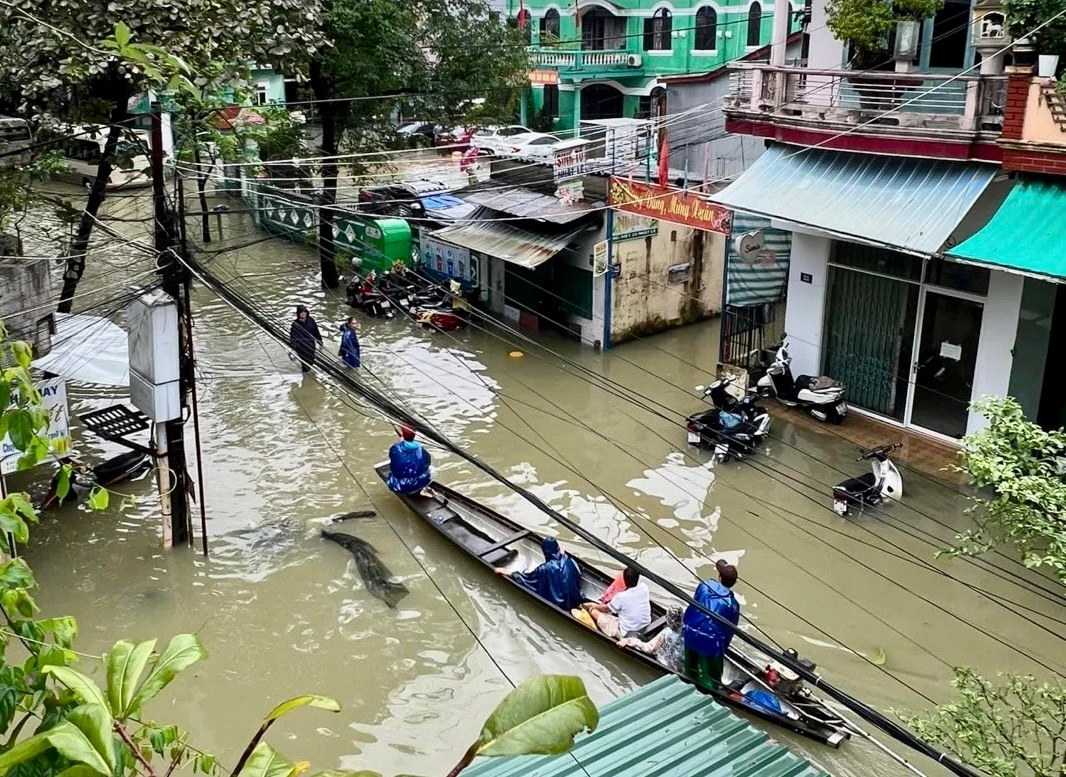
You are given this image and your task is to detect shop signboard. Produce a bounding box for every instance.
[608,177,732,235]
[1,378,71,475]
[419,233,478,286]
[613,210,658,242]
[592,241,609,277]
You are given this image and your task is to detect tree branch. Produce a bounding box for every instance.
[116,722,160,777]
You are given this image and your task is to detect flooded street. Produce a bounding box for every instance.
[18,189,1066,777]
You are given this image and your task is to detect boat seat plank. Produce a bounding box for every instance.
[476,530,531,559]
[439,518,518,567]
[640,614,668,641]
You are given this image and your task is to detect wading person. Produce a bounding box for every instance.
[288,305,322,373]
[497,537,582,611]
[339,316,361,369]
[682,560,740,688]
[386,426,432,496]
[583,566,650,639]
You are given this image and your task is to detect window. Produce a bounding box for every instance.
[255,83,269,105]
[643,8,672,52]
[543,84,559,118]
[746,2,762,47]
[540,8,560,41]
[694,6,717,50]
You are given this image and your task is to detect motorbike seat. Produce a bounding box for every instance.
[796,375,842,392]
[835,472,876,495]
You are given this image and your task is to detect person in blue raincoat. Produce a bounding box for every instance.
[339,317,361,368]
[496,537,583,611]
[386,426,432,495]
[682,559,740,688]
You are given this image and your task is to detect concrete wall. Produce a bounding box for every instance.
[610,220,725,343]
[559,223,608,345]
[780,230,830,378]
[0,244,55,359]
[968,270,1023,435]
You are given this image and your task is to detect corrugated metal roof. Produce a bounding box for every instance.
[949,177,1065,281]
[712,145,997,255]
[432,216,584,269]
[462,186,599,225]
[465,676,829,777]
[422,193,478,222]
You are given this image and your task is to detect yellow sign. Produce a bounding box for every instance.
[593,241,609,277]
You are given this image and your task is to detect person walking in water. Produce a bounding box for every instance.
[288,305,322,373]
[386,426,432,495]
[339,316,361,368]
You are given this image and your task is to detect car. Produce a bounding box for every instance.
[396,121,438,147]
[501,132,563,161]
[470,124,532,155]
[356,184,426,219]
[434,125,475,151]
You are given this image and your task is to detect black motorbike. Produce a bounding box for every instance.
[345,276,395,319]
[686,378,772,462]
[42,451,152,509]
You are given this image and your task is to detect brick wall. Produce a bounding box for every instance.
[1001,68,1031,140]
[1002,147,1066,175]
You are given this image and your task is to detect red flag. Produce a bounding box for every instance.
[575,0,581,27]
[657,134,670,188]
[518,0,527,27]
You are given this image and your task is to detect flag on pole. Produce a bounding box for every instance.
[657,134,670,188]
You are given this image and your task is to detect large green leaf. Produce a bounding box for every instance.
[106,640,156,718]
[0,559,36,591]
[65,705,117,774]
[263,696,340,723]
[45,718,111,776]
[129,634,205,714]
[237,743,300,777]
[475,675,598,758]
[55,767,106,777]
[0,729,54,774]
[42,667,108,710]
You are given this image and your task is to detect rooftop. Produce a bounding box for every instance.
[464,676,830,777]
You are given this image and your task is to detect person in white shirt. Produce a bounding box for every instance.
[583,567,651,639]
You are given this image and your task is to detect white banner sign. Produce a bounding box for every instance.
[1,378,71,475]
[420,234,477,284]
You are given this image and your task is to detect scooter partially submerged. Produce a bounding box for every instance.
[757,341,847,423]
[42,451,152,509]
[832,443,903,516]
[345,272,396,319]
[686,378,771,462]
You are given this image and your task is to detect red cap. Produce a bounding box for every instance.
[401,426,416,441]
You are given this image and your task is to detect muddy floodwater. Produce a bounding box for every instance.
[17,189,1066,777]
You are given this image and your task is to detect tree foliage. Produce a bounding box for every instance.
[0,153,67,237]
[952,397,1066,584]
[899,667,1066,777]
[824,0,944,64]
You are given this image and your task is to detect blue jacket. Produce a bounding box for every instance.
[340,328,361,368]
[683,580,739,658]
[386,440,431,494]
[511,537,583,611]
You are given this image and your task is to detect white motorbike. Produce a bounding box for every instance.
[757,341,848,423]
[832,444,903,517]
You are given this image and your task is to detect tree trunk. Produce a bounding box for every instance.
[193,144,212,243]
[310,59,340,290]
[57,100,128,314]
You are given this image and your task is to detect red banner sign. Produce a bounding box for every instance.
[529,69,560,85]
[608,177,733,235]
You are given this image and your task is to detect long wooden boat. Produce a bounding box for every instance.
[376,464,851,747]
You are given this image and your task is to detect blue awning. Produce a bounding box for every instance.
[712,145,997,255]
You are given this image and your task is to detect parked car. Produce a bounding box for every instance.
[434,125,475,152]
[396,121,438,147]
[470,124,532,155]
[502,132,563,161]
[357,184,426,219]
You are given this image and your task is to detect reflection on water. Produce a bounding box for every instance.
[19,192,1066,777]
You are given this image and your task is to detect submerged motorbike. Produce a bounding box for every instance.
[832,443,903,517]
[757,341,847,423]
[41,451,152,509]
[686,378,771,461]
[345,273,395,319]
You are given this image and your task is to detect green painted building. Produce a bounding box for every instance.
[515,0,803,133]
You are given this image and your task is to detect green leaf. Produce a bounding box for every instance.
[42,667,108,710]
[0,380,10,413]
[1,588,37,618]
[474,675,598,758]
[872,647,887,666]
[86,489,109,512]
[9,343,31,371]
[56,767,107,777]
[129,634,205,714]
[0,729,55,773]
[66,705,117,773]
[263,695,340,723]
[106,640,156,718]
[0,559,36,590]
[237,743,297,777]
[113,21,131,48]
[46,718,111,776]
[55,467,72,503]
[7,411,34,452]
[39,616,78,649]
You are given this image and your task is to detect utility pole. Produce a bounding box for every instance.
[150,101,191,547]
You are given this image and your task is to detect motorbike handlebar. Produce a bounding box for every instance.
[856,442,903,461]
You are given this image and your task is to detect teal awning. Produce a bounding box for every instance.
[949,178,1066,281]
[712,145,997,256]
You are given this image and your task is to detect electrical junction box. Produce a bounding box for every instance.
[127,289,180,422]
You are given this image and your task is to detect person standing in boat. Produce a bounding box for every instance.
[339,317,361,369]
[386,426,432,495]
[288,305,323,373]
[682,560,740,688]
[496,537,582,611]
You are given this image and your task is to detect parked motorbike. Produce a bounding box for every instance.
[686,378,771,462]
[757,340,848,423]
[831,443,903,517]
[41,451,152,509]
[345,274,396,319]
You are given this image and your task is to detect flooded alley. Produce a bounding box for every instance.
[18,191,1066,777]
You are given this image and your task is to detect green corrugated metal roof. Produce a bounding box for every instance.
[949,177,1066,281]
[464,676,830,777]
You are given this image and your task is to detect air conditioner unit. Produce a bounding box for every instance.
[626,54,642,67]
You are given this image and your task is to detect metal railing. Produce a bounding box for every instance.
[528,47,640,71]
[725,64,1007,134]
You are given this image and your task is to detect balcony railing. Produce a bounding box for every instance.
[725,64,1007,138]
[529,47,642,73]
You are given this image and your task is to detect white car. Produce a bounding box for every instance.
[501,132,563,161]
[470,124,532,155]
